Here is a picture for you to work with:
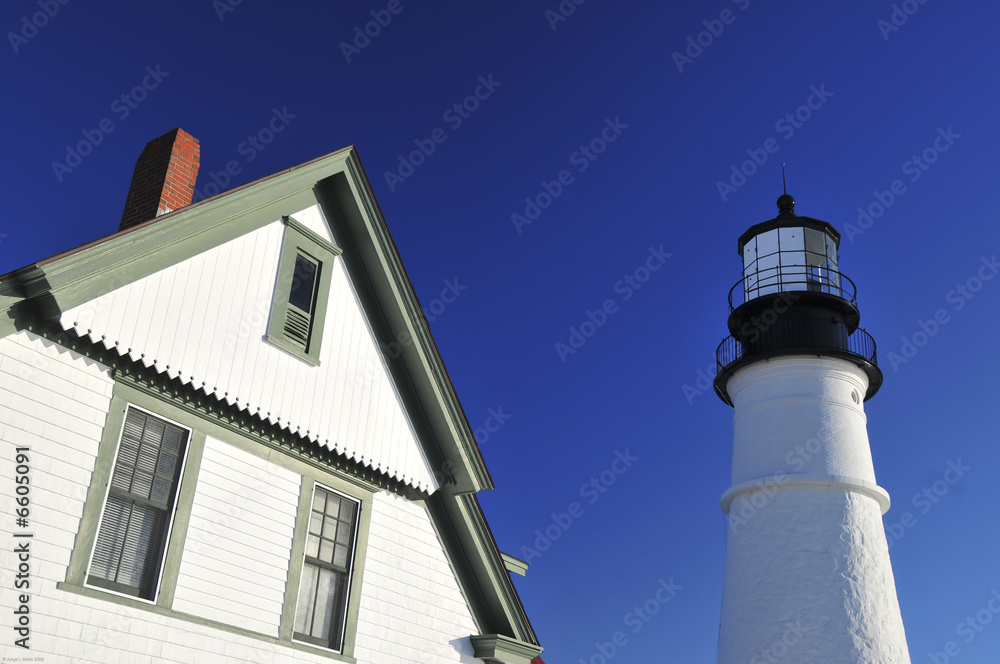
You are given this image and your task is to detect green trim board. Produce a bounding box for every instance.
[470,634,544,664]
[501,552,529,577]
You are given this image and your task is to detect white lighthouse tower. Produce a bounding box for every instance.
[714,194,910,663]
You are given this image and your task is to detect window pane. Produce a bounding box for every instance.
[805,228,826,255]
[325,495,341,518]
[150,477,172,505]
[117,435,140,469]
[306,534,320,558]
[778,227,804,252]
[757,229,778,256]
[319,539,335,564]
[155,451,177,477]
[312,568,338,639]
[322,515,338,539]
[289,254,318,314]
[142,419,166,450]
[294,564,319,634]
[91,499,164,595]
[826,235,839,271]
[339,500,356,524]
[116,504,162,589]
[132,470,155,499]
[333,545,348,569]
[90,497,131,581]
[309,511,323,536]
[160,427,183,454]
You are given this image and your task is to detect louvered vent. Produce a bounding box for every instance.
[284,307,311,350]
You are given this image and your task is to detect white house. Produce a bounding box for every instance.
[0,129,544,664]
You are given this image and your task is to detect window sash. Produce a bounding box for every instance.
[87,407,188,600]
[293,485,359,651]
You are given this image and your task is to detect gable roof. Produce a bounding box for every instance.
[0,146,542,657]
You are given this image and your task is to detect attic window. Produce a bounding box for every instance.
[284,253,320,351]
[266,216,341,364]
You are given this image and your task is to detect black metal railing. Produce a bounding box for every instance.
[728,266,857,310]
[716,318,878,374]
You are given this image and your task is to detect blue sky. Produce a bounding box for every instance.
[3,1,1000,662]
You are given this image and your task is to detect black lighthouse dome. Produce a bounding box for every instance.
[713,195,882,405]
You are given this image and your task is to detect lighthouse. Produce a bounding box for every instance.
[713,194,910,663]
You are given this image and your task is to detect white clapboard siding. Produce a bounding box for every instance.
[59,205,438,493]
[352,491,480,663]
[173,436,301,636]
[0,332,398,664]
[0,330,113,589]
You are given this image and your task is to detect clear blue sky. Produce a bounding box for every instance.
[3,1,999,661]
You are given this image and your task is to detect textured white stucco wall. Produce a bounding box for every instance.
[718,357,910,663]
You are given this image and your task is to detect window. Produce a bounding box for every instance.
[266,216,341,364]
[86,406,189,601]
[293,485,360,651]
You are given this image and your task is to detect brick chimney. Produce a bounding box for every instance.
[119,128,200,231]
